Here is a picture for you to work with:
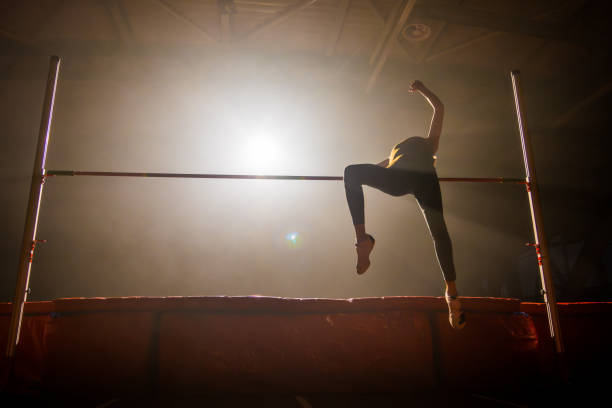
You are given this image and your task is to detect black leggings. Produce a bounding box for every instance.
[344,164,456,282]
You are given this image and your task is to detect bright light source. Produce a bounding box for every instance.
[243,136,286,173]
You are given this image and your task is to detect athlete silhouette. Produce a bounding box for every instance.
[343,80,465,329]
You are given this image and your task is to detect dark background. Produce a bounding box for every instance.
[1,0,610,302]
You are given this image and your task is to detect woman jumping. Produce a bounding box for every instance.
[343,80,466,329]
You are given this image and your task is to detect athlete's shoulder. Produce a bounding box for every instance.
[397,136,427,146]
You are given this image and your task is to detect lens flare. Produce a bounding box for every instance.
[285,232,301,249]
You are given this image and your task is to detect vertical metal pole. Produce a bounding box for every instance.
[510,70,564,354]
[6,56,61,358]
[365,0,416,93]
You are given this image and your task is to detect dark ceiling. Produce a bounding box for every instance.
[2,1,611,128]
[1,0,610,78]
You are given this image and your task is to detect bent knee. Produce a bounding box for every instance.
[344,164,357,178]
[344,165,359,185]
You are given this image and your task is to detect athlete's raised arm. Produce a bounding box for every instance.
[409,80,444,154]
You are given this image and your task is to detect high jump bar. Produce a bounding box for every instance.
[7,57,564,368]
[45,170,527,184]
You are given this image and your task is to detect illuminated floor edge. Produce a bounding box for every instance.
[1,296,611,395]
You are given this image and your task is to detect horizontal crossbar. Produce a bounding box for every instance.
[45,170,527,184]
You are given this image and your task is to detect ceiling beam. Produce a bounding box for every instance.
[418,21,446,63]
[325,0,351,56]
[366,0,416,93]
[236,0,319,42]
[0,27,33,46]
[553,79,612,127]
[425,30,499,62]
[368,0,402,65]
[411,3,570,43]
[423,2,574,64]
[104,0,134,44]
[219,0,236,44]
[151,0,218,44]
